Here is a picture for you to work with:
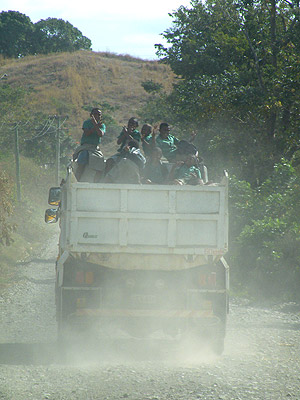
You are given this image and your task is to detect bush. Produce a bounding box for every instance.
[141,80,163,94]
[228,160,300,301]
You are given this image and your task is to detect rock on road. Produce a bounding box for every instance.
[1,236,300,400]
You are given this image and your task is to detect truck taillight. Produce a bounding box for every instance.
[76,297,86,308]
[85,271,94,285]
[199,272,216,287]
[75,271,94,285]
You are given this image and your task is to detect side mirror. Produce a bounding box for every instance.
[48,187,61,206]
[45,208,59,224]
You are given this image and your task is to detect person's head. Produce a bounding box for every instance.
[127,117,139,131]
[185,154,198,168]
[159,122,170,138]
[90,108,102,121]
[141,123,153,136]
[150,146,162,162]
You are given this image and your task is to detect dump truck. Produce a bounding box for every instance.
[46,168,229,354]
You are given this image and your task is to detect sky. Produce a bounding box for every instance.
[1,0,192,60]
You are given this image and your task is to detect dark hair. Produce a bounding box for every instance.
[177,140,197,156]
[159,122,169,130]
[142,123,153,130]
[91,108,102,114]
[128,117,139,127]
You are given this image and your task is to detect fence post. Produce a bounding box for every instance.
[14,126,21,202]
[55,116,61,185]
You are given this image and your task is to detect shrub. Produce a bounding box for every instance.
[228,160,300,300]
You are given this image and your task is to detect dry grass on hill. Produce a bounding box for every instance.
[0,50,175,146]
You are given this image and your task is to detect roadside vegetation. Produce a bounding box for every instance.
[0,154,57,288]
[1,1,300,301]
[141,0,300,302]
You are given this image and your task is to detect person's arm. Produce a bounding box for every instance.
[141,131,156,150]
[117,127,127,144]
[117,126,135,145]
[150,130,157,148]
[83,116,104,137]
[173,136,180,146]
[189,130,197,143]
[189,167,204,185]
[168,161,183,182]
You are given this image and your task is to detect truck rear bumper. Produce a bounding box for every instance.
[68,308,221,326]
[74,308,213,317]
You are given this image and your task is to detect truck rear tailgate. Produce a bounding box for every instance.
[61,183,228,257]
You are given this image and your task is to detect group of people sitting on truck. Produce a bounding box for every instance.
[72,108,205,185]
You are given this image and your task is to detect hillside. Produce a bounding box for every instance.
[0,50,175,288]
[0,50,175,147]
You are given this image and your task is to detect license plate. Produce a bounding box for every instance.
[131,294,156,305]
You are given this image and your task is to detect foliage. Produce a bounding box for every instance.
[0,155,58,287]
[155,0,300,185]
[229,160,300,299]
[33,18,91,54]
[141,80,163,94]
[0,11,91,57]
[0,171,15,246]
[139,91,174,126]
[0,11,34,57]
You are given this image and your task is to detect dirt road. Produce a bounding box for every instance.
[1,236,300,400]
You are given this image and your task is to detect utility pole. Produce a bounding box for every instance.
[14,126,21,202]
[55,115,61,185]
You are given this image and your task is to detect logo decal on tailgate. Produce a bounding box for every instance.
[83,232,98,239]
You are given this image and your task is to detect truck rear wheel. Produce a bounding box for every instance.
[210,335,225,355]
[56,287,73,344]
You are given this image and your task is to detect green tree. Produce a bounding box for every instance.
[33,18,92,54]
[0,11,34,57]
[155,0,300,184]
[149,0,300,300]
[0,12,92,57]
[229,160,300,299]
[141,80,163,94]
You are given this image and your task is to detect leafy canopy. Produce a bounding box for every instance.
[33,18,92,54]
[0,11,92,57]
[0,11,34,57]
[154,0,300,184]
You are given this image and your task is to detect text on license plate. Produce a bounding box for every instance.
[131,295,156,305]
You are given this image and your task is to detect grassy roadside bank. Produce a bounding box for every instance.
[0,154,59,290]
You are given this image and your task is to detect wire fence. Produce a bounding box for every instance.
[0,115,69,201]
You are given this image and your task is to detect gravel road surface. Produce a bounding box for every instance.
[1,236,300,400]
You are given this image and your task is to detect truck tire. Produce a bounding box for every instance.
[56,288,71,344]
[210,335,225,355]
